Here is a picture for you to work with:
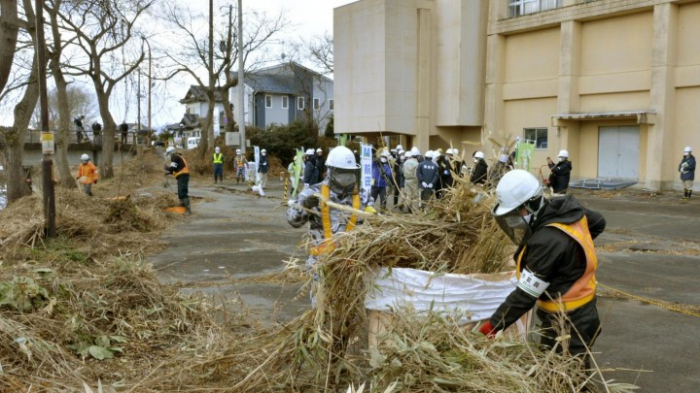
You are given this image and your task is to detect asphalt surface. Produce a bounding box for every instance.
[148,179,700,392]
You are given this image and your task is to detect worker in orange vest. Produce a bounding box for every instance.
[165,146,191,214]
[481,170,606,370]
[76,153,98,196]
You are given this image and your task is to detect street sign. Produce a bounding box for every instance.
[225,132,240,146]
[41,132,54,154]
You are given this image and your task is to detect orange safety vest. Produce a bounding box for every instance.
[310,184,361,256]
[174,155,190,178]
[77,162,99,184]
[235,156,247,167]
[516,215,598,313]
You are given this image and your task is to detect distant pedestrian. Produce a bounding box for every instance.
[417,150,439,208]
[76,154,98,196]
[437,150,454,199]
[679,146,696,200]
[212,146,224,184]
[547,150,572,196]
[234,149,248,185]
[119,122,129,145]
[487,154,510,188]
[74,116,85,143]
[402,150,419,213]
[91,122,102,144]
[303,148,320,188]
[258,149,269,187]
[315,148,326,177]
[393,148,405,209]
[470,151,488,185]
[371,150,393,211]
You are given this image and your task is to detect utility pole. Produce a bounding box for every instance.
[36,0,56,238]
[238,0,246,152]
[137,67,141,144]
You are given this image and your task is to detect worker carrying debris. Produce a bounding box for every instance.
[76,153,98,196]
[286,146,375,306]
[164,146,191,214]
[480,169,606,369]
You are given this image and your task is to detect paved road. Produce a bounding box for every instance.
[148,180,700,392]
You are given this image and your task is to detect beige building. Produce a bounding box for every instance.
[335,0,700,190]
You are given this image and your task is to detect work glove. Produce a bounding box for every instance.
[427,183,433,189]
[364,206,378,215]
[421,182,428,188]
[303,195,319,209]
[479,321,497,339]
[287,199,296,207]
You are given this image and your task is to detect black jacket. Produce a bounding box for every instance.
[303,158,320,185]
[258,155,269,173]
[470,159,488,184]
[416,160,439,187]
[437,156,453,189]
[490,195,606,331]
[316,155,326,177]
[548,160,572,193]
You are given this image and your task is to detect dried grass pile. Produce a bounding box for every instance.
[150,181,634,392]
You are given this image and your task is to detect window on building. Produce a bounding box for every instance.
[508,0,562,18]
[297,97,305,110]
[524,128,548,149]
[282,96,289,109]
[329,99,334,110]
[265,95,272,108]
[313,98,320,110]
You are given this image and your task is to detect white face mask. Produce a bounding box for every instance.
[558,157,564,162]
[380,157,387,163]
[262,153,266,156]
[523,214,532,224]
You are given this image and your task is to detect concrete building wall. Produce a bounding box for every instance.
[264,94,290,126]
[484,0,700,190]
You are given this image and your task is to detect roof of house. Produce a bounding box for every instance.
[180,85,224,104]
[239,61,332,95]
[166,114,201,131]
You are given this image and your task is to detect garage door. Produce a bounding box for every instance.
[598,126,639,179]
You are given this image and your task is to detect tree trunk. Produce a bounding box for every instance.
[220,86,236,132]
[52,75,76,188]
[4,56,39,203]
[94,86,115,179]
[198,106,213,158]
[0,0,19,94]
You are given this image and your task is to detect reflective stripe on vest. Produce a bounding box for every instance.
[516,215,597,313]
[310,184,360,256]
[213,153,223,164]
[174,155,190,178]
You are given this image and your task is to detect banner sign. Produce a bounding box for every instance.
[292,149,303,198]
[360,143,373,191]
[516,141,535,171]
[41,132,54,154]
[253,145,260,184]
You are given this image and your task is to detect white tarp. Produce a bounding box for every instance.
[365,267,518,325]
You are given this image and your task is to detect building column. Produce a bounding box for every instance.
[416,6,431,152]
[484,33,505,144]
[648,3,678,190]
[557,20,581,170]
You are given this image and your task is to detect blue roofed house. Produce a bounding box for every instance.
[231,61,334,134]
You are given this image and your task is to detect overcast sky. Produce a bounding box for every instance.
[0,0,357,128]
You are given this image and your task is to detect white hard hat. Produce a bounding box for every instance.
[326,146,358,169]
[411,147,420,156]
[80,154,89,162]
[316,148,323,153]
[380,150,390,157]
[453,148,459,155]
[236,149,241,154]
[493,170,543,217]
[261,149,267,153]
[446,148,454,155]
[215,147,220,153]
[684,146,692,153]
[404,151,413,158]
[474,151,485,159]
[396,144,404,151]
[305,148,315,155]
[425,150,434,158]
[165,146,176,155]
[558,149,569,158]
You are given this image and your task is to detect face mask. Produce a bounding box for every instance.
[523,214,532,224]
[330,169,357,195]
[380,157,387,163]
[558,157,564,162]
[473,158,479,163]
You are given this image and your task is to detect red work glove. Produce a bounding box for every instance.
[479,321,497,338]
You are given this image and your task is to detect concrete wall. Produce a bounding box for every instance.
[484,0,700,190]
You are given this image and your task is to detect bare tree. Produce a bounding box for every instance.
[306,32,333,75]
[57,0,154,179]
[0,0,39,203]
[0,0,20,94]
[161,1,287,155]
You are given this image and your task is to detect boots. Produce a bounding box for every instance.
[689,190,693,199]
[683,189,689,200]
[183,197,192,215]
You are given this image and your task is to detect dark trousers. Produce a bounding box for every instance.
[371,186,387,210]
[537,299,601,370]
[393,183,401,205]
[213,164,223,182]
[177,174,190,201]
[420,188,434,202]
